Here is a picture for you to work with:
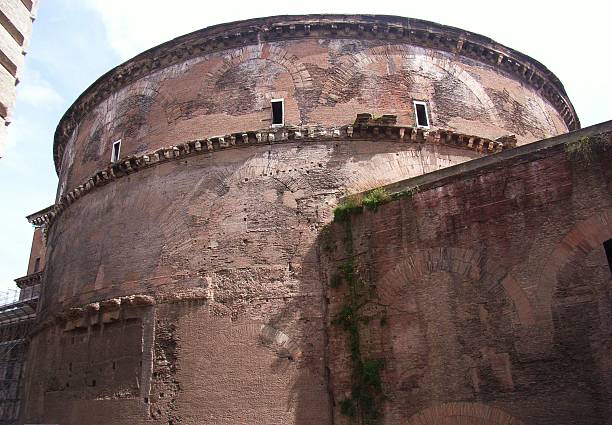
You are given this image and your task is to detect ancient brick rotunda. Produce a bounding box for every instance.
[17,14,612,425]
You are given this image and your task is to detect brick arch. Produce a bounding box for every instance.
[319,45,499,123]
[200,44,313,95]
[538,210,612,309]
[406,402,525,425]
[377,247,535,326]
[103,80,174,132]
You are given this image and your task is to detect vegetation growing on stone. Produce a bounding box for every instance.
[331,222,386,423]
[333,196,364,221]
[362,188,391,211]
[565,135,609,162]
[333,188,391,221]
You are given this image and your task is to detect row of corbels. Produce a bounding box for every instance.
[57,295,155,331]
[34,124,506,229]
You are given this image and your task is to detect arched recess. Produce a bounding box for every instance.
[406,402,525,425]
[319,44,500,125]
[376,247,535,327]
[199,44,313,95]
[83,80,174,149]
[537,210,612,310]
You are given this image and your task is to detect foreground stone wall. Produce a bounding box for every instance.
[320,123,612,424]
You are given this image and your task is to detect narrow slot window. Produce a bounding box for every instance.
[111,140,121,163]
[271,99,284,127]
[413,101,430,128]
[33,257,40,272]
[604,239,612,275]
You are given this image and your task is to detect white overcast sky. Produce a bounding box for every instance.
[0,0,610,292]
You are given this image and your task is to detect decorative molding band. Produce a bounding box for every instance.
[14,271,43,289]
[33,121,512,232]
[52,15,579,173]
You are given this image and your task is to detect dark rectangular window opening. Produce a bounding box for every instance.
[271,99,284,127]
[33,257,40,272]
[111,140,121,163]
[414,101,430,128]
[604,239,612,275]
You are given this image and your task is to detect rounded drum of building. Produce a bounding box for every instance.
[24,15,583,425]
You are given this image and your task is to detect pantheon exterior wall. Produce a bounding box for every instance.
[21,15,591,425]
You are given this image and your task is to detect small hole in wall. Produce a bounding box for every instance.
[66,382,69,388]
[244,178,248,182]
[112,361,116,370]
[92,379,96,387]
[144,397,149,404]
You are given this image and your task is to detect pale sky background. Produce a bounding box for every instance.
[0,0,610,292]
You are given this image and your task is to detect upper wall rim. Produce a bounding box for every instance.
[52,14,580,175]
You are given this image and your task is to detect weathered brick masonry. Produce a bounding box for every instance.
[321,123,611,425]
[19,14,610,425]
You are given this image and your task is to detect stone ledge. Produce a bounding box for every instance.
[14,270,43,289]
[33,121,509,231]
[52,14,579,174]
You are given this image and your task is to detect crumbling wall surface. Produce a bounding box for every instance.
[321,129,612,424]
[57,35,569,195]
[24,140,480,424]
[21,299,154,425]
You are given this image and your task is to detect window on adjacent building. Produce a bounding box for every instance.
[34,257,40,273]
[271,99,284,127]
[111,139,121,163]
[604,239,612,275]
[413,101,430,128]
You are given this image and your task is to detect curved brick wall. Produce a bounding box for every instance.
[27,137,485,424]
[24,15,588,425]
[53,15,578,200]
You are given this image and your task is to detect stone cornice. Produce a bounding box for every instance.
[14,271,43,289]
[52,14,579,175]
[26,205,54,225]
[35,122,512,232]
